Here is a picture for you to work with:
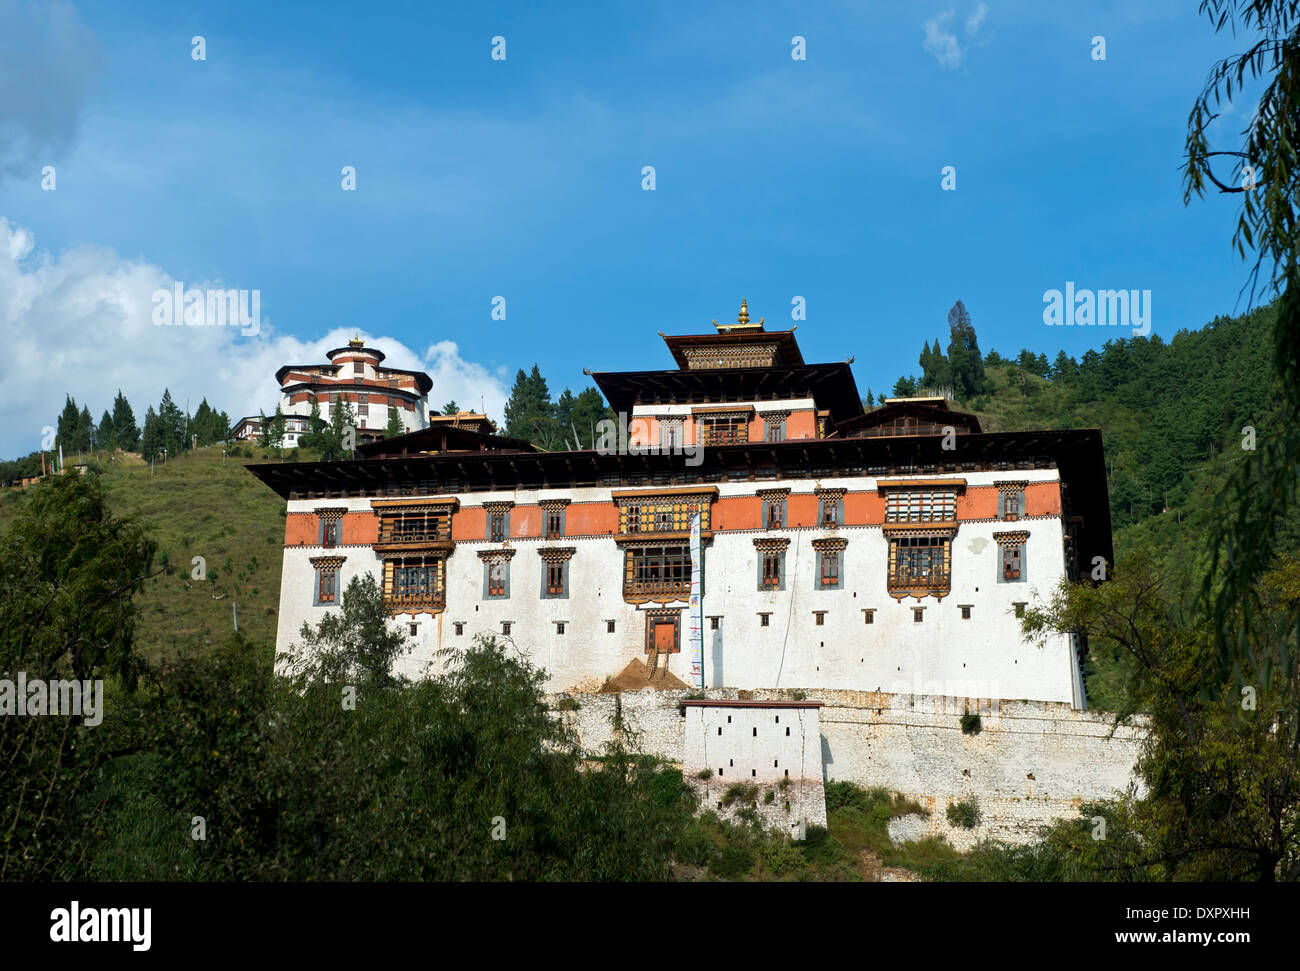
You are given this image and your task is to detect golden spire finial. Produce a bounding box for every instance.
[738,298,749,325]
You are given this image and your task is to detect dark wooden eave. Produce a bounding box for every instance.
[357,425,537,458]
[836,401,982,437]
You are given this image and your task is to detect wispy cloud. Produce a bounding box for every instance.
[923,4,990,71]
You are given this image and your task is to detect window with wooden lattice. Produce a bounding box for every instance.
[623,544,690,599]
[995,531,1028,583]
[812,538,846,590]
[886,531,953,599]
[311,555,346,607]
[698,414,748,446]
[617,493,711,535]
[997,482,1027,522]
[755,538,789,590]
[539,548,574,599]
[884,489,957,523]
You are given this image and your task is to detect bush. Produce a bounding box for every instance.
[825,780,873,813]
[695,768,714,780]
[960,711,982,735]
[947,797,982,830]
[721,783,759,808]
[760,837,806,876]
[554,696,581,711]
[711,844,755,880]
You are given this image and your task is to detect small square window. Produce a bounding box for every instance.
[863,610,875,625]
[813,611,826,626]
[913,607,924,623]
[501,621,512,635]
[709,616,720,630]
[1014,602,1027,618]
[408,623,418,636]
[556,621,566,635]
[960,605,972,620]
[607,620,616,633]
[762,498,786,529]
[454,622,464,636]
[759,613,771,627]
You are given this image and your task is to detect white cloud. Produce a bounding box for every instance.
[923,12,963,70]
[0,216,510,457]
[924,4,989,71]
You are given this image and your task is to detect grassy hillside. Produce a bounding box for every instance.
[0,445,294,661]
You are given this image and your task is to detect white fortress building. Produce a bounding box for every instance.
[274,337,432,446]
[251,303,1112,710]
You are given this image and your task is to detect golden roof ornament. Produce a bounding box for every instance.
[715,298,764,332]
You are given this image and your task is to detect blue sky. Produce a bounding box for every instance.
[0,0,1262,454]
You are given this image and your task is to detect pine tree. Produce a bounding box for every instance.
[891,376,918,398]
[945,300,986,400]
[570,387,611,449]
[55,395,79,453]
[77,405,94,452]
[321,401,358,461]
[298,395,326,450]
[158,390,185,456]
[441,401,459,415]
[257,409,271,448]
[384,407,405,439]
[503,365,555,446]
[111,390,139,451]
[193,399,214,446]
[97,410,114,451]
[268,405,287,448]
[140,406,162,461]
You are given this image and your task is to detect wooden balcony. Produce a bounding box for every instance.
[374,528,453,552]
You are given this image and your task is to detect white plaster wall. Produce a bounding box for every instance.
[274,469,1082,707]
[683,705,828,831]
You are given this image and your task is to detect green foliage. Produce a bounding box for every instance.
[108,633,688,881]
[384,406,404,439]
[286,574,410,686]
[711,844,755,879]
[1024,550,1300,879]
[0,471,156,878]
[946,798,981,830]
[721,783,758,808]
[504,364,611,450]
[960,711,982,735]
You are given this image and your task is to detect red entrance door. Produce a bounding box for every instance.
[653,620,676,654]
